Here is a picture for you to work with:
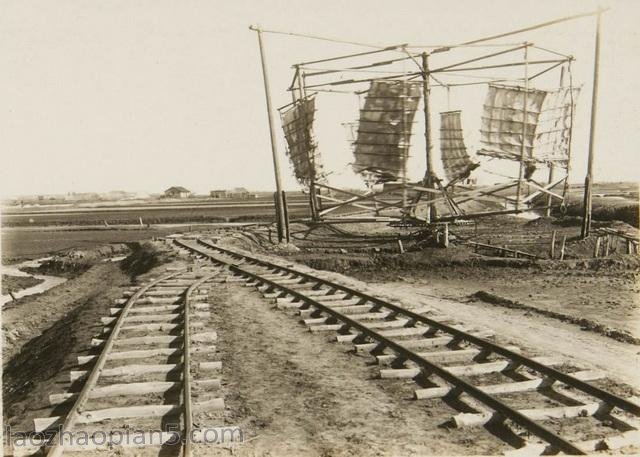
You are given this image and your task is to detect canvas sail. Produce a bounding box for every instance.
[280,95,324,185]
[477,83,579,168]
[352,81,421,184]
[439,110,477,183]
[533,86,580,166]
[477,84,547,163]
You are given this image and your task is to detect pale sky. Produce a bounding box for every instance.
[1,0,639,197]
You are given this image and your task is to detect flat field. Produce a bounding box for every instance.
[0,227,174,261]
[2,198,310,227]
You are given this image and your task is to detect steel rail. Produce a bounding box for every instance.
[186,239,640,418]
[46,271,182,457]
[174,239,589,454]
[228,266,586,455]
[183,270,222,457]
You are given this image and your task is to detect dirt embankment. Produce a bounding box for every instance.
[2,262,130,429]
[471,290,640,345]
[22,243,132,278]
[2,242,176,431]
[120,241,178,277]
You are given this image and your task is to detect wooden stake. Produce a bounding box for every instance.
[545,165,555,217]
[560,235,567,260]
[550,230,557,259]
[581,10,603,239]
[398,239,405,254]
[594,236,601,258]
[251,25,287,242]
[604,234,611,256]
[443,223,449,248]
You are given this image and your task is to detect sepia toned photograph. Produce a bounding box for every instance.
[1,1,638,455]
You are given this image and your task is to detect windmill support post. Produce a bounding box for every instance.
[515,43,530,210]
[581,9,603,239]
[421,52,436,222]
[251,25,288,242]
[293,66,321,222]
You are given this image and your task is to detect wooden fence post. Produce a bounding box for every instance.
[550,230,557,259]
[443,223,449,248]
[594,236,601,258]
[560,236,567,260]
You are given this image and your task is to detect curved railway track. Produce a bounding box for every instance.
[175,237,640,456]
[12,266,236,456]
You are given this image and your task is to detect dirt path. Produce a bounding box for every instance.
[204,278,508,456]
[378,269,640,340]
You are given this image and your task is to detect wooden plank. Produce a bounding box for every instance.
[380,356,561,379]
[453,400,608,428]
[34,399,224,432]
[377,346,521,365]
[114,335,179,346]
[308,324,344,332]
[49,379,222,405]
[70,363,183,382]
[77,348,179,365]
[415,369,604,399]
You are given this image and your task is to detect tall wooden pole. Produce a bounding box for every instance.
[581,10,603,239]
[546,65,565,217]
[515,43,529,210]
[250,25,287,242]
[295,66,320,222]
[421,52,435,222]
[401,69,408,212]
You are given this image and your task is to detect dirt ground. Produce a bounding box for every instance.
[278,215,640,346]
[353,264,640,342]
[3,224,639,456]
[199,275,507,456]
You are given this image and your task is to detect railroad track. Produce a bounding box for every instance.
[175,237,640,456]
[11,266,237,456]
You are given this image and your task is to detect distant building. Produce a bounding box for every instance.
[229,187,257,199]
[210,190,229,199]
[210,187,258,199]
[164,186,191,198]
